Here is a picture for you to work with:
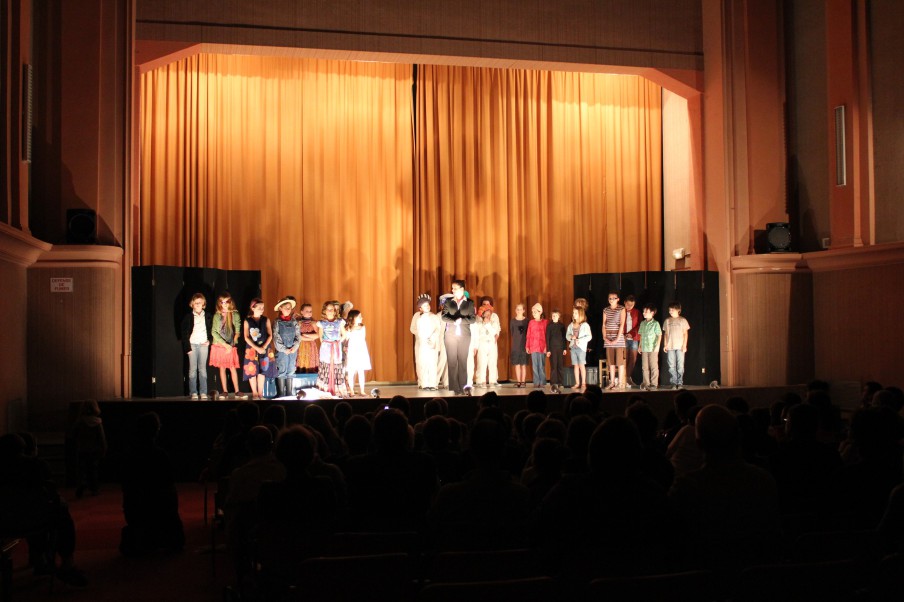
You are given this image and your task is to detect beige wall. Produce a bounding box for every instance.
[26,247,124,431]
[136,0,703,71]
[871,0,904,243]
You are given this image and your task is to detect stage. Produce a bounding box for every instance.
[84,382,807,482]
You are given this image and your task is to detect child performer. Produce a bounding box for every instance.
[603,291,627,390]
[316,301,346,396]
[242,298,275,400]
[509,303,529,388]
[343,309,372,397]
[273,296,301,398]
[662,302,691,390]
[436,294,453,389]
[475,302,501,387]
[181,293,213,399]
[415,294,441,390]
[624,295,641,387]
[526,303,548,388]
[567,305,592,389]
[295,303,320,374]
[210,293,246,399]
[638,303,662,390]
[545,308,568,389]
[410,297,426,388]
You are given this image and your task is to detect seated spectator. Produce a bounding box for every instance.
[422,416,464,485]
[524,438,565,511]
[666,401,704,479]
[120,412,185,557]
[332,401,353,435]
[429,419,530,550]
[225,425,285,580]
[343,409,437,531]
[861,381,883,409]
[308,430,348,509]
[526,389,548,414]
[561,415,595,475]
[832,407,904,529]
[0,433,87,587]
[260,403,287,431]
[257,426,337,584]
[303,404,346,461]
[669,404,780,569]
[388,394,411,417]
[769,402,841,515]
[535,417,673,582]
[626,401,674,491]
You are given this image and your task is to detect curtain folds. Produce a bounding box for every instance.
[139,55,661,381]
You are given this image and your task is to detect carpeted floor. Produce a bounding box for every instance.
[6,484,230,601]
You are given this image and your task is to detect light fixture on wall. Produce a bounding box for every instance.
[672,248,691,270]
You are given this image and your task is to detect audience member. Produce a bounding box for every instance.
[120,412,185,556]
[0,433,87,587]
[669,404,780,569]
[70,399,107,498]
[429,419,530,550]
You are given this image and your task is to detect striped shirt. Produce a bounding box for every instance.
[603,305,625,348]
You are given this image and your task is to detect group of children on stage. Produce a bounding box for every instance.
[181,294,371,400]
[182,288,690,399]
[411,290,690,392]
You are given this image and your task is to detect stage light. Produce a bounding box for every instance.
[370,388,381,399]
[709,380,720,389]
[296,389,306,400]
[672,248,691,270]
[551,385,560,394]
[463,385,473,396]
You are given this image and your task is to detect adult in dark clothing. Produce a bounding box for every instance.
[626,400,674,491]
[256,426,337,583]
[441,279,477,395]
[343,409,437,531]
[769,402,842,516]
[832,407,904,529]
[429,419,530,551]
[0,433,86,587]
[535,417,674,585]
[422,415,464,485]
[119,412,185,556]
[669,404,780,570]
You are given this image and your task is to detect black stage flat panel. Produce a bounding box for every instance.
[574,271,721,387]
[132,266,261,397]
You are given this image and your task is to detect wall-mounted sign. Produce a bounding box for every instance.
[50,277,74,293]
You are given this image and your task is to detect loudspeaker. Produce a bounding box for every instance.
[766,222,792,253]
[66,209,97,244]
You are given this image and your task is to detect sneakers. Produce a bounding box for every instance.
[200,393,209,400]
[190,393,199,400]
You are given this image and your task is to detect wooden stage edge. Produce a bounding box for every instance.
[94,382,812,424]
[87,383,822,482]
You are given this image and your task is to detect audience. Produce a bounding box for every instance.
[13,376,904,598]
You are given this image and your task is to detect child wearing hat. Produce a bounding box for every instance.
[273,296,301,397]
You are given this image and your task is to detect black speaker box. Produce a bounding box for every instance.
[66,209,97,244]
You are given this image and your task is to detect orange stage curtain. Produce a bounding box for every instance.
[139,55,415,381]
[139,56,661,382]
[415,65,661,378]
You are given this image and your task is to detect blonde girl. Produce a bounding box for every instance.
[210,293,246,399]
[343,309,372,397]
[567,305,593,389]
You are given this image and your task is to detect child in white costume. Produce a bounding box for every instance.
[414,294,442,390]
[474,302,501,387]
